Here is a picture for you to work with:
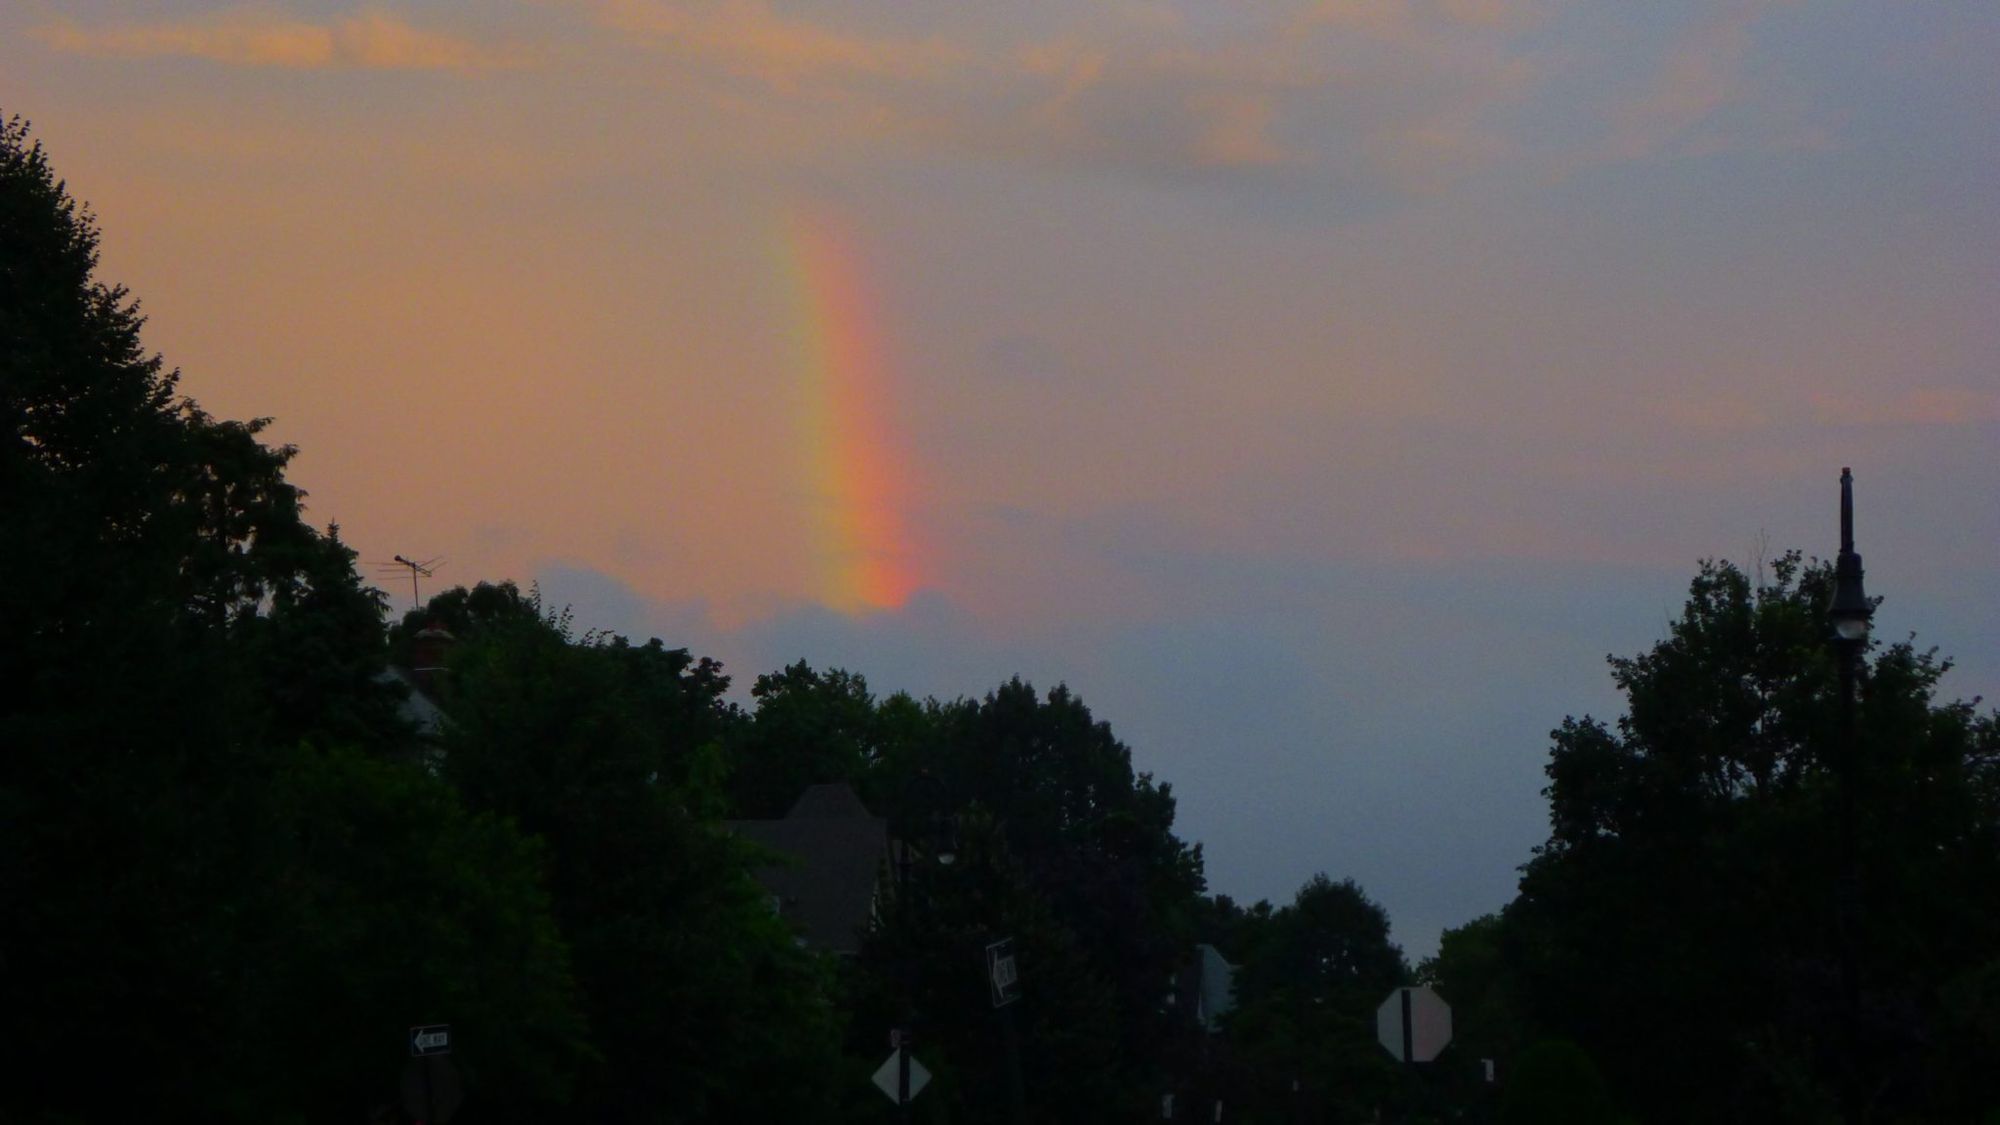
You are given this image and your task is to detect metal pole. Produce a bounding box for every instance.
[1003,1001,1027,1125]
[1838,649,1861,1124]
[898,1031,911,1122]
[1398,988,1418,1124]
[1830,467,1871,1124]
[900,836,916,1112]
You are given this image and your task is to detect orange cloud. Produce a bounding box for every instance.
[1595,0,1829,167]
[1290,0,1552,42]
[1436,0,1556,32]
[1185,91,1294,167]
[1606,6,1754,160]
[1810,388,2000,428]
[585,0,966,88]
[558,0,1544,188]
[36,11,529,72]
[1291,0,1422,40]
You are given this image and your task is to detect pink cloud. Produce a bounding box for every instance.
[35,10,531,72]
[1811,388,2000,427]
[1605,5,1757,161]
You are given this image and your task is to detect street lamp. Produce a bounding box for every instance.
[1829,466,1872,1124]
[1830,467,1872,647]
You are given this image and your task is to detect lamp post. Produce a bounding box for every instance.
[1829,467,1872,1123]
[1830,467,1873,648]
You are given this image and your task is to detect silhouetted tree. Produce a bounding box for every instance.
[1504,553,2000,1121]
[726,661,881,817]
[1226,875,1409,1122]
[2,115,576,1123]
[434,599,843,1123]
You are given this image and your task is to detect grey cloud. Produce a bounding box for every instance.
[978,334,1072,384]
[521,546,1704,962]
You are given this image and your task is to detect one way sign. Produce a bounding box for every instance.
[410,1024,452,1056]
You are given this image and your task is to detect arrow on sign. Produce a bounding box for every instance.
[410,1024,452,1056]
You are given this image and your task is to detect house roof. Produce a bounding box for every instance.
[727,784,889,954]
[375,666,449,739]
[786,782,876,820]
[1173,942,1237,1032]
[1198,943,1237,1030]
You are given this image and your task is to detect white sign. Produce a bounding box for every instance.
[872,1051,931,1104]
[410,1024,452,1057]
[987,937,1021,1007]
[1375,986,1451,1063]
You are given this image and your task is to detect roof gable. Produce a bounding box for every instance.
[728,784,889,954]
[787,782,876,820]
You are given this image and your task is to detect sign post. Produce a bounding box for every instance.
[872,1047,931,1104]
[406,1025,459,1124]
[899,1028,911,1119]
[985,937,1026,1125]
[1374,986,1450,1064]
[1376,987,1450,1122]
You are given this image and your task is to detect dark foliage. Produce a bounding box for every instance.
[1,114,577,1122]
[1453,554,2000,1123]
[20,105,1994,1125]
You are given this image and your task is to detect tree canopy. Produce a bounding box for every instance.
[2,114,577,1123]
[1433,553,2000,1122]
[11,108,1996,1124]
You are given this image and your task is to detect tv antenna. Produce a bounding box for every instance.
[374,554,445,610]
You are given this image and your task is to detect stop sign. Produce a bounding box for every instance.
[1376,985,1452,1063]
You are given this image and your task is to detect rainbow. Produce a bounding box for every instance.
[780,208,921,612]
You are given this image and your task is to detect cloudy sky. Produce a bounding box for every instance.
[7,0,1995,956]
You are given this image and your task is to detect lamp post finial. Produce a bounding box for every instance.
[1840,467,1855,555]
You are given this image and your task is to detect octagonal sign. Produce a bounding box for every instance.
[1376,985,1451,1063]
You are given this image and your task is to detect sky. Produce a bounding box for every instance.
[6,0,1996,959]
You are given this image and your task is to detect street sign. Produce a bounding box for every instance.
[1375,986,1451,1063]
[872,1051,931,1103]
[410,1024,452,1056]
[986,937,1020,1008]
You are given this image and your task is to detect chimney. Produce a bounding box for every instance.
[409,620,456,695]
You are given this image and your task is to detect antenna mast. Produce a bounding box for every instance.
[379,554,444,610]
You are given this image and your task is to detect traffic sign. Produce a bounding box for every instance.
[986,937,1020,1008]
[872,1051,931,1103]
[410,1024,452,1057]
[1376,986,1451,1063]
